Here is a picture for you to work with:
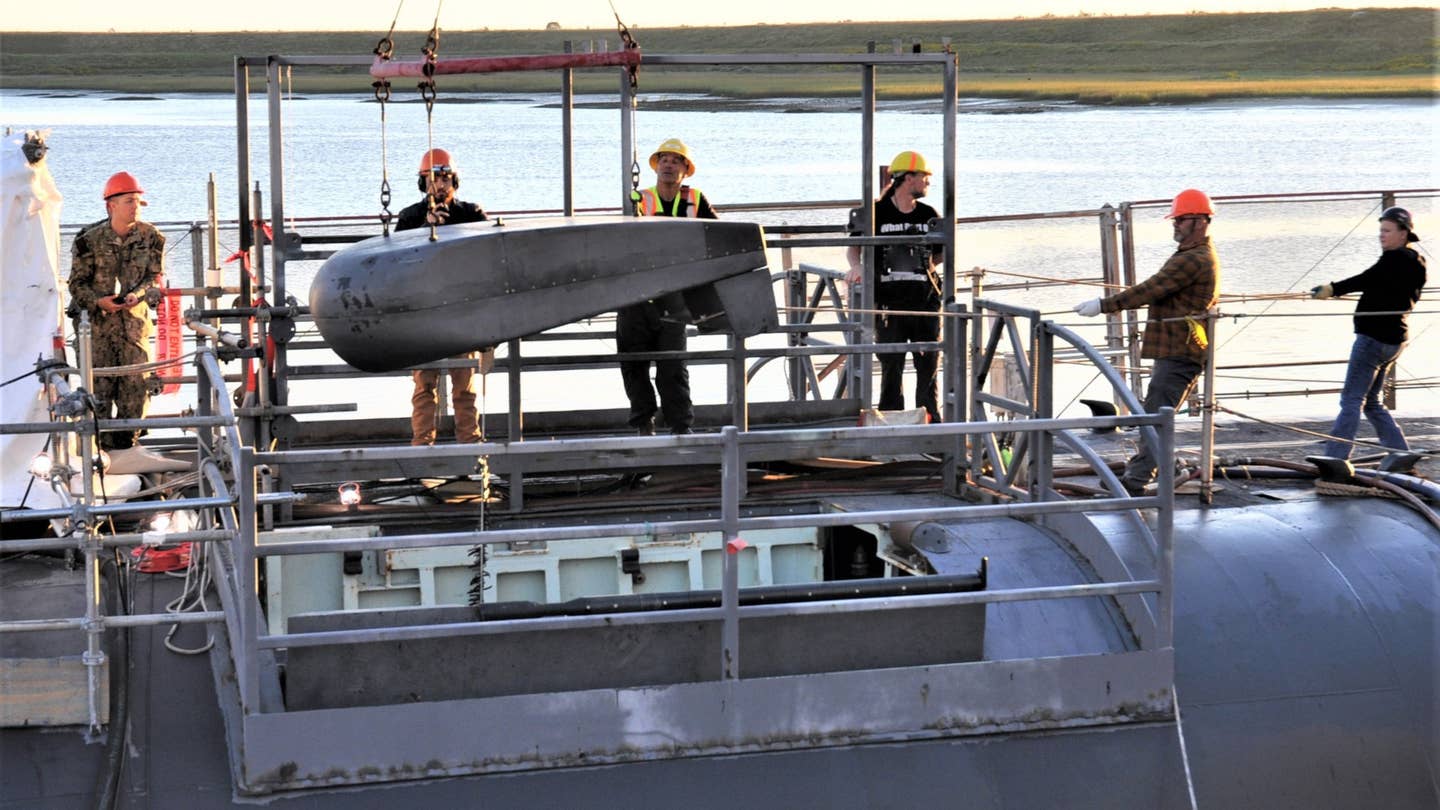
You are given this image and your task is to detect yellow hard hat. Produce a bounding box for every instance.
[888,150,931,176]
[649,138,696,177]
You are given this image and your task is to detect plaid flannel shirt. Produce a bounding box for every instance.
[1102,237,1220,362]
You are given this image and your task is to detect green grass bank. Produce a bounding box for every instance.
[2,8,1435,103]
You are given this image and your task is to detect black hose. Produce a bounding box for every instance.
[93,555,129,810]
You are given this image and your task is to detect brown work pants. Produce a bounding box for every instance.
[410,350,491,445]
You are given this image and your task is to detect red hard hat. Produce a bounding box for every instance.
[102,171,145,201]
[1166,188,1215,219]
[418,148,455,175]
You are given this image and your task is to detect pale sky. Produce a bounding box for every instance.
[8,0,1394,31]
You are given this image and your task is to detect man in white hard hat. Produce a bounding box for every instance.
[619,137,718,435]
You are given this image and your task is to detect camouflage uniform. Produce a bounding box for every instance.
[68,219,165,449]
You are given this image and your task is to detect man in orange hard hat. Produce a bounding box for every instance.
[619,138,718,435]
[846,150,944,422]
[1073,188,1221,495]
[67,172,166,449]
[397,148,491,445]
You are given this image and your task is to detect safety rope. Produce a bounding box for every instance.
[89,351,200,376]
[1214,404,1439,458]
[1218,201,1379,351]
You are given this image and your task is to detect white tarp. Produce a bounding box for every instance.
[0,131,66,510]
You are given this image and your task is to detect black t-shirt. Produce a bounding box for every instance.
[867,196,940,309]
[395,197,488,232]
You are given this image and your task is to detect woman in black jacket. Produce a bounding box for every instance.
[1311,206,1427,459]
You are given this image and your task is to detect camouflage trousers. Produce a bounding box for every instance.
[90,321,150,450]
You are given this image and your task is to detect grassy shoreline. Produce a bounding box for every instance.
[8,73,1435,107]
[3,9,1435,104]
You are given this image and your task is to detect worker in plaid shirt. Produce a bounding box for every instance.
[1074,188,1221,495]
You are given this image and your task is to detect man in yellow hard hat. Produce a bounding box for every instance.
[846,150,944,422]
[1072,188,1222,495]
[619,138,718,435]
[397,148,491,445]
[68,172,165,449]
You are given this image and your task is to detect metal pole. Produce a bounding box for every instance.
[1034,323,1055,509]
[855,44,876,409]
[76,314,96,510]
[73,313,104,730]
[1117,203,1143,401]
[206,174,221,331]
[1097,205,1127,407]
[1156,407,1176,650]
[729,336,748,430]
[941,49,959,422]
[943,302,966,495]
[265,58,288,411]
[189,222,204,303]
[562,42,575,217]
[720,425,742,680]
[82,530,104,731]
[786,265,805,401]
[506,338,524,511]
[1199,310,1219,505]
[234,58,252,308]
[236,446,259,714]
[619,66,635,210]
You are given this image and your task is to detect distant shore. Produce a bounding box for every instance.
[3,9,1434,105]
[6,80,1434,112]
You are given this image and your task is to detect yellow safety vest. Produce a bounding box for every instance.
[632,186,703,217]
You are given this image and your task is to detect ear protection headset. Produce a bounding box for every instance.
[417,173,460,193]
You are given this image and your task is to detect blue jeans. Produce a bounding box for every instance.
[1323,335,1408,459]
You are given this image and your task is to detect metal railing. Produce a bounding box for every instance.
[226,408,1176,715]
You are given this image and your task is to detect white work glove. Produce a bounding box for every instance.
[1073,298,1103,317]
[1310,283,1334,300]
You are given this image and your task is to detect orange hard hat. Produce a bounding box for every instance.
[102,171,145,201]
[1166,188,1215,219]
[418,148,455,175]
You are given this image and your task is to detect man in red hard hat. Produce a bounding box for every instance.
[1073,188,1221,495]
[67,172,165,449]
[396,148,491,445]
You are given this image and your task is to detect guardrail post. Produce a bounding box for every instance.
[1156,407,1176,650]
[506,338,524,511]
[1117,205,1144,403]
[236,446,260,713]
[786,266,805,401]
[1199,310,1219,505]
[943,302,966,495]
[854,44,876,411]
[1034,322,1055,511]
[562,42,575,217]
[81,518,104,731]
[729,336,748,430]
[720,426,742,680]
